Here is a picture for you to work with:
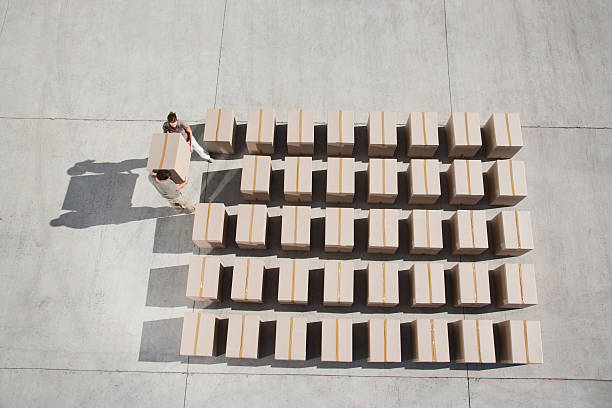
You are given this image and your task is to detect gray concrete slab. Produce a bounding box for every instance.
[445,0,612,128]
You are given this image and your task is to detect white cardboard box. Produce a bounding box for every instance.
[368,208,399,254]
[409,210,443,254]
[323,260,354,306]
[203,108,236,154]
[491,210,534,256]
[368,111,397,157]
[407,112,439,157]
[186,255,223,302]
[280,205,311,251]
[287,109,314,155]
[321,318,353,362]
[448,160,484,205]
[326,157,355,203]
[408,159,441,204]
[230,258,265,303]
[274,316,307,361]
[192,203,227,248]
[493,264,538,308]
[495,320,543,364]
[450,210,488,255]
[179,312,218,357]
[284,156,312,202]
[368,318,402,363]
[324,207,354,252]
[484,113,523,158]
[235,204,268,249]
[412,319,450,362]
[367,262,400,307]
[245,108,276,154]
[452,320,496,363]
[451,263,491,307]
[240,155,272,201]
[487,160,527,205]
[368,158,399,204]
[410,263,446,307]
[327,110,354,156]
[226,314,261,359]
[277,258,309,305]
[445,112,482,158]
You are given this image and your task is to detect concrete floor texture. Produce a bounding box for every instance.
[0,0,610,407]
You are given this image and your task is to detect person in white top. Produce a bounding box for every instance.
[162,111,213,162]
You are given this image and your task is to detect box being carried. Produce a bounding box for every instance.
[226,314,261,359]
[192,203,227,248]
[407,112,439,157]
[410,263,446,307]
[452,320,496,363]
[280,205,311,251]
[324,207,354,252]
[448,160,484,205]
[409,210,443,254]
[446,112,482,158]
[450,210,488,255]
[235,204,268,249]
[180,312,218,357]
[408,159,441,204]
[495,320,543,364]
[245,108,276,154]
[230,257,264,303]
[368,209,399,254]
[368,158,398,204]
[451,263,490,307]
[487,160,527,205]
[326,157,355,203]
[186,255,223,302]
[494,264,538,308]
[147,133,190,184]
[287,108,314,155]
[275,316,307,361]
[321,318,353,362]
[323,260,354,306]
[203,108,236,154]
[327,110,354,156]
[491,210,534,256]
[240,155,272,201]
[412,319,450,362]
[368,111,397,157]
[484,113,523,158]
[277,258,309,305]
[367,262,400,307]
[284,156,312,202]
[368,318,402,363]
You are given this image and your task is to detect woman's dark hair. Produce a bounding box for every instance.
[156,169,171,180]
[167,112,177,123]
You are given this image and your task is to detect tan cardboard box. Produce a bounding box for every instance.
[240,155,272,201]
[484,113,524,158]
[408,159,441,204]
[277,258,309,305]
[230,257,264,303]
[203,108,236,154]
[287,108,314,155]
[226,314,261,359]
[368,158,398,204]
[192,203,227,248]
[494,264,538,308]
[410,263,446,307]
[186,255,223,302]
[235,204,268,249]
[324,207,354,252]
[368,209,399,254]
[327,110,355,156]
[245,108,276,154]
[448,160,485,205]
[280,205,311,251]
[179,312,218,357]
[321,318,353,362]
[407,112,439,158]
[323,260,354,306]
[326,157,355,203]
[368,318,402,363]
[495,320,543,364]
[412,319,450,362]
[409,210,443,254]
[275,316,307,361]
[284,156,313,202]
[491,210,534,256]
[146,133,191,184]
[450,210,488,255]
[367,111,397,157]
[487,160,527,205]
[452,320,496,363]
[367,262,400,306]
[446,112,482,158]
[451,263,491,307]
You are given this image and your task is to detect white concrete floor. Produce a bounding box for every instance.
[0,1,611,407]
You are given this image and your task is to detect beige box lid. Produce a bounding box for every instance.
[453,263,490,305]
[203,108,235,144]
[489,113,524,148]
[452,210,488,250]
[245,108,276,146]
[448,112,482,147]
[368,318,402,362]
[240,155,271,194]
[235,204,268,246]
[410,210,443,249]
[368,158,399,196]
[498,320,543,364]
[277,258,310,304]
[280,206,311,248]
[192,203,226,246]
[323,260,354,304]
[186,255,222,301]
[413,319,450,362]
[226,314,261,359]
[450,160,484,197]
[146,133,191,179]
[230,258,265,302]
[321,318,353,362]
[275,316,307,361]
[454,320,495,363]
[409,159,441,196]
[327,110,355,146]
[368,111,397,147]
[408,112,439,147]
[368,209,399,250]
[325,207,355,248]
[180,312,217,357]
[497,264,538,305]
[495,211,534,251]
[492,160,528,197]
[326,157,355,195]
[287,109,314,146]
[410,263,446,305]
[367,262,400,305]
[284,156,313,195]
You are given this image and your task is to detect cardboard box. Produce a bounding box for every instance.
[493,264,538,308]
[409,210,443,254]
[450,210,488,255]
[235,204,268,249]
[451,263,491,307]
[407,112,439,157]
[280,205,311,251]
[412,319,450,362]
[324,207,354,252]
[484,113,524,159]
[487,160,527,206]
[323,260,354,306]
[230,257,264,303]
[408,159,441,204]
[368,158,398,204]
[495,320,543,364]
[277,258,309,305]
[446,112,482,158]
[368,318,401,362]
[275,316,307,361]
[452,320,496,363]
[226,314,261,359]
[367,262,399,306]
[192,203,227,248]
[240,155,272,201]
[367,111,397,157]
[326,157,355,203]
[284,156,312,202]
[287,108,314,155]
[491,211,534,256]
[368,209,399,254]
[410,263,446,307]
[327,109,354,156]
[146,133,191,184]
[245,108,276,154]
[186,255,223,302]
[179,312,218,357]
[448,160,484,205]
[203,108,236,154]
[321,318,353,362]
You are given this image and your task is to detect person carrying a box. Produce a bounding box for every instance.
[163,112,213,162]
[149,169,196,213]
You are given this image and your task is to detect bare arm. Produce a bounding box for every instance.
[185,124,193,151]
[177,177,189,190]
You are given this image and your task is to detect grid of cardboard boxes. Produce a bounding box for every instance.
[148,109,542,364]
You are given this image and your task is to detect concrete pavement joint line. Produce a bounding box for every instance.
[182,369,188,408]
[213,0,228,108]
[442,0,453,114]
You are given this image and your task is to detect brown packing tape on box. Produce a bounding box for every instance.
[339,159,343,194]
[430,319,437,362]
[249,204,255,243]
[382,209,387,247]
[519,264,525,304]
[514,211,522,249]
[509,160,516,196]
[251,156,259,192]
[257,109,263,144]
[475,320,483,363]
[472,263,479,303]
[158,133,169,169]
[204,203,212,241]
[239,314,246,358]
[426,210,431,248]
[337,209,342,246]
[295,157,300,194]
[423,160,429,195]
[288,316,294,360]
[336,262,341,303]
[291,260,296,302]
[383,318,388,362]
[465,112,470,145]
[466,161,472,195]
[470,210,476,248]
[299,109,303,143]
[339,110,343,143]
[335,318,339,361]
[427,264,433,303]
[422,112,428,145]
[381,112,385,144]
[243,259,251,301]
[505,113,512,147]
[193,312,202,355]
[215,109,222,142]
[382,263,386,303]
[523,320,530,363]
[199,257,207,298]
[293,206,299,245]
[382,160,386,195]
